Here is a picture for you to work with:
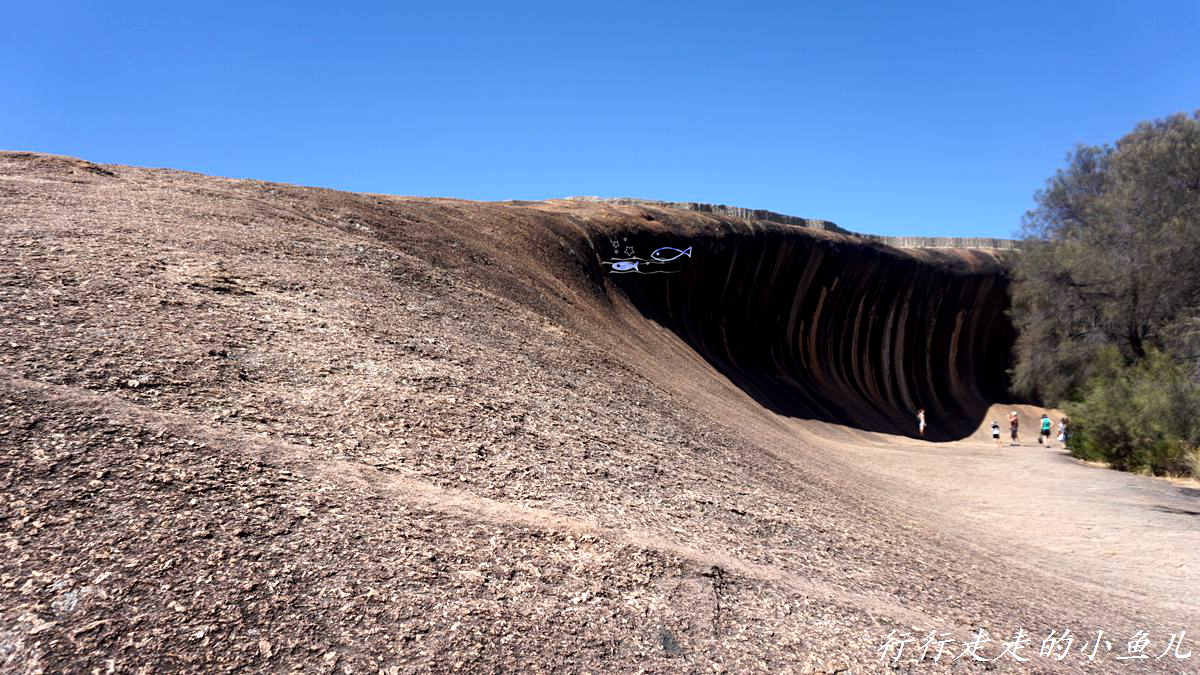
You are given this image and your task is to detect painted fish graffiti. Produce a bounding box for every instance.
[650,246,692,262]
[601,244,693,274]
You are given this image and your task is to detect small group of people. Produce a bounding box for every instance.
[989,412,1069,447]
[913,408,1069,447]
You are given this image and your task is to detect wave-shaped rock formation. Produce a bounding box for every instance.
[16,153,1147,674]
[560,200,1017,441]
[1,153,1017,445]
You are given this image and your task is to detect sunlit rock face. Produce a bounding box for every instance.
[604,223,1015,441]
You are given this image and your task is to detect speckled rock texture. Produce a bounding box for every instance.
[1,152,1194,673]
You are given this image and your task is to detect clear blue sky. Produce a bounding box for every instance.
[6,1,1198,237]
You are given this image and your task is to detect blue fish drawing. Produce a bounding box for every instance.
[651,246,692,262]
[609,260,639,272]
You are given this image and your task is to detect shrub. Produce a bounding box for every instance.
[1067,348,1200,476]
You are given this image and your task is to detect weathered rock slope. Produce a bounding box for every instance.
[1,152,1194,673]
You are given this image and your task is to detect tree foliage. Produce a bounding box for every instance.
[1012,111,1200,403]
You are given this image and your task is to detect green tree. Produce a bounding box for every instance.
[1012,111,1200,403]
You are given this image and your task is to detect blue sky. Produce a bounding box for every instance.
[5,1,1198,237]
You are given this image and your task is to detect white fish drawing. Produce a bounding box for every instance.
[650,246,692,262]
[601,258,681,274]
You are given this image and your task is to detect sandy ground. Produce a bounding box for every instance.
[806,412,1200,618]
[1,152,1197,673]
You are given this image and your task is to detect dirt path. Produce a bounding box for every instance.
[822,418,1200,619]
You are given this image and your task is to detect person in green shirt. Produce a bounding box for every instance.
[1039,414,1052,445]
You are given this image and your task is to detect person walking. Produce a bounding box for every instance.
[1039,414,1052,445]
[917,408,926,437]
[991,420,1001,447]
[1058,417,1069,446]
[1009,411,1019,445]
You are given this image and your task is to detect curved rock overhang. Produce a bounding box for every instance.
[600,223,1015,441]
